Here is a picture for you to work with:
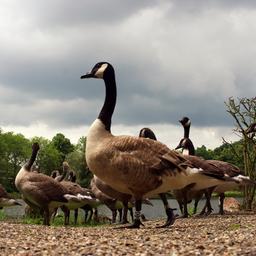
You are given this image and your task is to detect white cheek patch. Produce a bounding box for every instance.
[185,120,191,126]
[95,63,108,78]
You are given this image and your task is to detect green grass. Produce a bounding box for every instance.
[1,209,108,227]
[21,212,108,227]
[228,223,241,230]
[212,191,243,198]
[0,210,6,221]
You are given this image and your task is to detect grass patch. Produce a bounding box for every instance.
[0,210,6,220]
[228,223,241,230]
[21,212,108,227]
[212,191,243,198]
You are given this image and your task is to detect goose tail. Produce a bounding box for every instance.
[64,193,101,205]
[231,175,256,185]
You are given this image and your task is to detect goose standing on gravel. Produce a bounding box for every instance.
[176,116,255,215]
[80,62,241,228]
[52,162,100,225]
[0,184,21,208]
[15,143,95,225]
[174,117,206,217]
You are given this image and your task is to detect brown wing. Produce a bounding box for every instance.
[206,160,241,177]
[23,173,68,203]
[183,155,226,179]
[61,181,84,195]
[102,136,192,195]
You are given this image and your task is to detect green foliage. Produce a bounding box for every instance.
[0,210,6,220]
[195,145,214,160]
[52,133,74,161]
[0,132,30,192]
[66,136,92,188]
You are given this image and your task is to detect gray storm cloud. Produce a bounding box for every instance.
[0,0,255,132]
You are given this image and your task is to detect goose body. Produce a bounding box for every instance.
[81,62,240,227]
[87,120,227,196]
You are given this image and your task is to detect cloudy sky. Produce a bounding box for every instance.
[0,0,256,149]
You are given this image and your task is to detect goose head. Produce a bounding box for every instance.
[179,117,191,128]
[81,62,114,80]
[139,127,157,141]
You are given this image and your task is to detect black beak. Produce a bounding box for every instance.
[80,73,94,79]
[175,145,181,150]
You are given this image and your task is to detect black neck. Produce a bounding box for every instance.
[25,148,39,171]
[98,72,117,131]
[184,125,190,139]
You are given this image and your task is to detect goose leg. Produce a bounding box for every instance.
[157,193,176,228]
[219,193,225,215]
[177,199,184,215]
[193,198,200,215]
[43,208,50,226]
[118,209,123,223]
[204,188,214,215]
[111,209,117,223]
[88,208,93,222]
[74,209,78,225]
[129,207,134,222]
[121,201,129,224]
[84,209,88,223]
[127,200,144,228]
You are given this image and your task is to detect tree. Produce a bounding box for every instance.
[51,133,74,161]
[0,132,30,192]
[66,136,92,188]
[196,145,214,159]
[225,97,256,210]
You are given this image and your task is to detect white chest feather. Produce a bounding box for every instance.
[86,119,113,174]
[15,167,26,191]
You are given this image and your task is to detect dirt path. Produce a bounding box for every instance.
[1,213,256,255]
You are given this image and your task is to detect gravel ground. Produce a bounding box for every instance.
[1,213,256,256]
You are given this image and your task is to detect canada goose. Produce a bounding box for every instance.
[66,168,99,224]
[15,143,94,225]
[174,117,207,217]
[176,116,254,216]
[52,162,100,225]
[81,62,241,228]
[0,184,21,208]
[67,170,96,223]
